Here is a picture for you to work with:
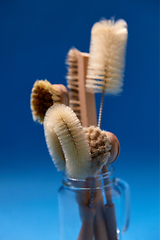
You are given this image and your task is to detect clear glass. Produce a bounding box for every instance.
[58,165,130,240]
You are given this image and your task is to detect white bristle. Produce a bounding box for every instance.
[86,19,128,94]
[44,104,91,179]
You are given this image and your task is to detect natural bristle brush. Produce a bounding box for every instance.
[66,48,97,127]
[44,104,91,179]
[85,18,128,240]
[83,127,120,240]
[83,126,112,176]
[30,79,69,123]
[86,19,128,127]
[80,126,120,240]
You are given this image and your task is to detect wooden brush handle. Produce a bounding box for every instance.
[74,178,95,240]
[77,206,95,240]
[102,165,117,240]
[77,52,97,127]
[53,84,69,106]
[104,204,117,240]
[93,190,109,240]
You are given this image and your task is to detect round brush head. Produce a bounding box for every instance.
[83,126,111,176]
[30,80,69,123]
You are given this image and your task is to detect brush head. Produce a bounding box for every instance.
[30,80,69,123]
[44,104,91,179]
[30,80,60,123]
[86,19,128,95]
[66,48,81,120]
[83,126,111,176]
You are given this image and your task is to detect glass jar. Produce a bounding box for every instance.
[58,165,130,240]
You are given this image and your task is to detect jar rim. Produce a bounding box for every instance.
[62,165,114,190]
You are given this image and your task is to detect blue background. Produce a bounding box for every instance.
[0,0,159,239]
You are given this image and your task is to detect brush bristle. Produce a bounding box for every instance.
[44,114,66,171]
[30,80,60,123]
[44,104,91,179]
[66,48,81,120]
[86,19,128,94]
[83,126,111,176]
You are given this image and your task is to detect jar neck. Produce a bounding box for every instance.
[62,165,115,190]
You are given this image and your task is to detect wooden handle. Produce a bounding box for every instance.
[77,206,95,240]
[53,84,69,106]
[94,190,109,240]
[104,204,117,240]
[77,52,97,127]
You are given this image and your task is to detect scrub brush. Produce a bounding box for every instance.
[44,104,91,179]
[86,19,128,127]
[66,48,97,127]
[83,126,120,240]
[30,79,69,123]
[83,126,112,240]
[85,20,127,238]
[83,126,111,176]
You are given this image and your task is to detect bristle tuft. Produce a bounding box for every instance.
[44,104,91,179]
[86,19,128,95]
[66,48,81,120]
[83,126,111,176]
[30,80,60,123]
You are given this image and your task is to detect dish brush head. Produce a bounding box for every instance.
[44,104,91,179]
[30,80,69,123]
[86,19,128,94]
[83,126,111,176]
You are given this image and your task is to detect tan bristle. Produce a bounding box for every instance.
[44,104,91,179]
[30,79,60,123]
[44,115,66,171]
[86,19,128,95]
[83,126,111,176]
[66,48,81,120]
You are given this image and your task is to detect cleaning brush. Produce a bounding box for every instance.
[66,48,97,127]
[44,104,91,179]
[83,126,120,240]
[30,79,69,123]
[83,126,111,176]
[86,19,128,127]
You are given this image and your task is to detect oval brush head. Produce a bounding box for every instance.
[86,19,128,95]
[44,104,91,179]
[30,80,69,123]
[83,126,111,176]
